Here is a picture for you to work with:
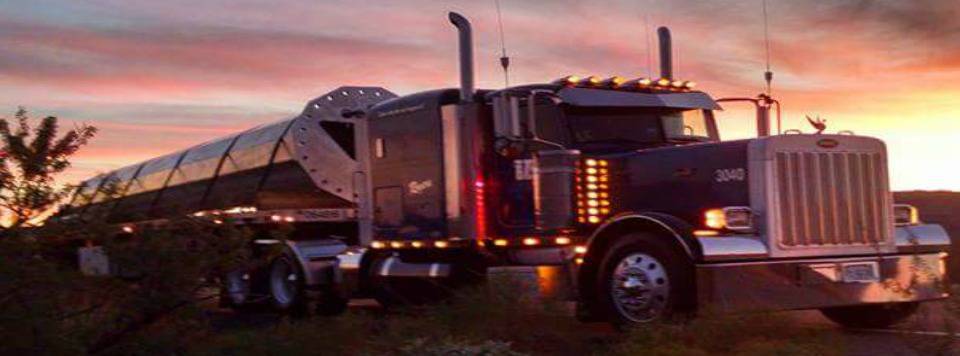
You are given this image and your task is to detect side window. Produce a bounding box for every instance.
[532,104,566,144]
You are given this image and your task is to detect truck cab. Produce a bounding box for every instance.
[364,13,951,326]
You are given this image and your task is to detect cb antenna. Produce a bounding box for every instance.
[644,11,653,77]
[762,0,773,95]
[494,0,511,87]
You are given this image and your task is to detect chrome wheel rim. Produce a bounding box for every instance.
[610,252,670,323]
[270,260,298,307]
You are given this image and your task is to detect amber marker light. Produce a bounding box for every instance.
[390,241,404,248]
[411,241,424,248]
[657,78,671,86]
[371,241,386,249]
[603,76,627,88]
[574,245,588,254]
[493,239,509,247]
[555,237,572,245]
[694,230,720,237]
[434,241,450,249]
[583,75,602,86]
[522,237,541,246]
[553,75,582,86]
[122,226,135,233]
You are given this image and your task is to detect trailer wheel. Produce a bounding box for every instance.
[595,234,694,327]
[820,302,919,329]
[268,255,308,315]
[220,270,252,307]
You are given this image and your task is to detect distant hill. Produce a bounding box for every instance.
[894,191,960,278]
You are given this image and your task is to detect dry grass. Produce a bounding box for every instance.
[193,277,850,356]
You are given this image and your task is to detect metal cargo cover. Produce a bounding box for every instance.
[67,87,397,222]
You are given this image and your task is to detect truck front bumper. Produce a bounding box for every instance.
[697,252,949,313]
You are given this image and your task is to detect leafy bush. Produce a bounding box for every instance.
[0,109,254,355]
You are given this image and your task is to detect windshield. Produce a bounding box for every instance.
[661,109,711,141]
[566,108,713,148]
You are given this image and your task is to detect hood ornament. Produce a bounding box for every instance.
[806,115,827,134]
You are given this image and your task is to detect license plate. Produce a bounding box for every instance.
[841,262,879,283]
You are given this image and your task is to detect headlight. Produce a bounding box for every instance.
[893,204,920,226]
[704,207,754,232]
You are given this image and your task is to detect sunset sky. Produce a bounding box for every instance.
[1,0,958,191]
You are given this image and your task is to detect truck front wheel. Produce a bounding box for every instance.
[595,234,695,326]
[820,302,919,329]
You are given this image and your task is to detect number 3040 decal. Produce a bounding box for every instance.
[714,168,746,182]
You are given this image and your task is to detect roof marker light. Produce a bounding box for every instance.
[671,80,685,88]
[657,78,671,86]
[583,76,602,86]
[553,75,581,86]
[621,78,652,90]
[684,81,697,89]
[602,76,627,88]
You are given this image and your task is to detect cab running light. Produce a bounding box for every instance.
[578,159,611,224]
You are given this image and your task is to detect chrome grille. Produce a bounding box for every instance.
[774,151,889,247]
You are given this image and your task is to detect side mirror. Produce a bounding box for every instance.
[492,94,523,139]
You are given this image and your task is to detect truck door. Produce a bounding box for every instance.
[490,93,568,233]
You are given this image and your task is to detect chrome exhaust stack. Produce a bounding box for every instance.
[657,26,673,80]
[448,12,475,103]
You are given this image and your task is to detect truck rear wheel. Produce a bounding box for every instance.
[820,302,919,329]
[595,234,694,326]
[269,255,308,315]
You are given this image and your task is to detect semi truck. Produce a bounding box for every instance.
[62,12,951,327]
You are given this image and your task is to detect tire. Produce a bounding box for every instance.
[595,233,695,327]
[820,302,919,329]
[268,255,308,315]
